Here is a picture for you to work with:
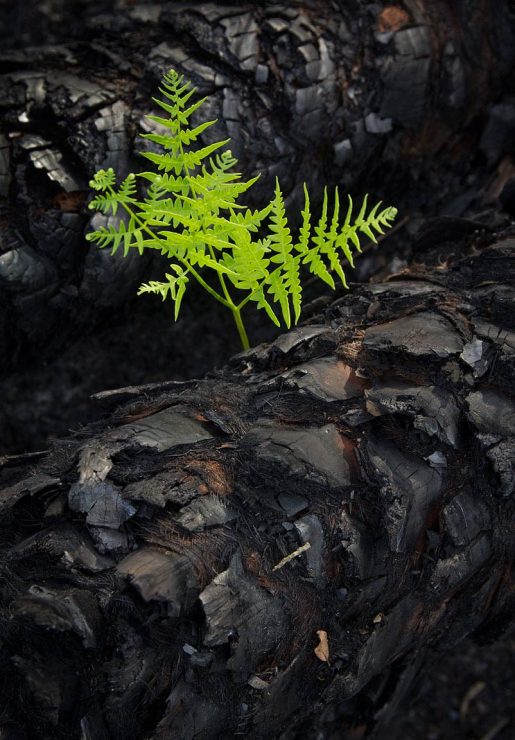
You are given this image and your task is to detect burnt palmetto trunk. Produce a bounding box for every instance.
[0,221,513,738]
[0,0,514,379]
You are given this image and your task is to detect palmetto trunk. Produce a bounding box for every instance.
[1,223,513,738]
[0,0,514,377]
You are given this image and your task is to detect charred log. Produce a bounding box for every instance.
[0,223,513,738]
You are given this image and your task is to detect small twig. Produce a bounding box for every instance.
[0,450,48,468]
[90,379,192,402]
[272,542,311,571]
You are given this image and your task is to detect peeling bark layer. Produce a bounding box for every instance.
[0,224,513,738]
[1,0,514,375]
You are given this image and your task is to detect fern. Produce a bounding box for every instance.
[86,68,397,349]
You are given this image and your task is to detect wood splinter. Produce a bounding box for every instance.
[271,542,311,572]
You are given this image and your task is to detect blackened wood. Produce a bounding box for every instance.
[0,223,513,738]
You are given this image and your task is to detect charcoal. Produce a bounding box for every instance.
[245,420,353,488]
[366,437,443,553]
[363,312,464,359]
[199,552,289,677]
[366,381,460,447]
[117,547,200,618]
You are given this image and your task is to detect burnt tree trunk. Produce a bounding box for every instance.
[0,0,514,376]
[0,222,513,738]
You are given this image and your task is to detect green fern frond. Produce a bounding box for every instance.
[263,178,300,327]
[268,180,293,256]
[86,216,144,257]
[88,192,119,215]
[88,173,137,215]
[224,235,270,290]
[139,173,190,200]
[284,255,302,324]
[294,184,311,257]
[314,188,349,289]
[230,205,271,232]
[300,187,336,288]
[87,68,398,350]
[140,119,217,150]
[305,250,335,289]
[140,139,229,174]
[89,168,116,191]
[138,264,189,320]
[117,174,138,203]
[253,285,281,327]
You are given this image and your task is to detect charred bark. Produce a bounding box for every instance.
[0,0,514,378]
[0,221,513,738]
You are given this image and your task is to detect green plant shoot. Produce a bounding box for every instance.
[86,69,397,350]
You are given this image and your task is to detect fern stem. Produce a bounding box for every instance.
[231,307,250,350]
[208,243,232,303]
[205,241,251,348]
[178,262,230,309]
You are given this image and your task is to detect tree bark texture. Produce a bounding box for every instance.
[0,222,514,738]
[1,0,514,376]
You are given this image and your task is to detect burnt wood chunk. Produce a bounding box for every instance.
[366,381,460,447]
[122,470,202,508]
[485,439,515,496]
[245,420,353,488]
[13,585,102,648]
[68,480,136,528]
[11,523,114,573]
[199,552,289,677]
[294,514,326,586]
[0,473,60,512]
[121,408,214,451]
[442,491,490,547]
[363,312,464,359]
[154,680,225,740]
[429,534,492,596]
[117,547,200,618]
[337,594,423,699]
[366,437,442,553]
[177,495,237,532]
[466,389,515,437]
[281,357,367,401]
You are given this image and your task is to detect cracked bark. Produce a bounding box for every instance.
[1,0,515,377]
[0,222,514,738]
